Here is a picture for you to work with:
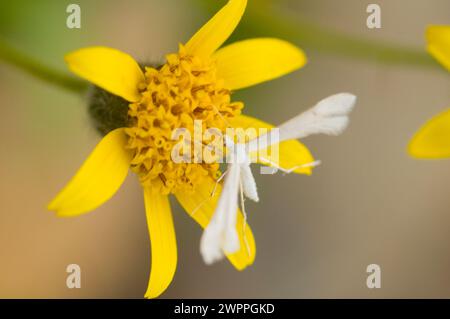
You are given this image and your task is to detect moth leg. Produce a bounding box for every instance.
[259,157,321,175]
[210,169,228,197]
[190,170,228,217]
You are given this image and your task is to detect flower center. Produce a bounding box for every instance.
[125,46,243,195]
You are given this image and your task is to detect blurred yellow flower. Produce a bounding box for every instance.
[48,0,312,298]
[409,25,450,158]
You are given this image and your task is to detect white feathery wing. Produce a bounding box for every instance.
[248,93,357,153]
[240,164,259,202]
[200,163,241,265]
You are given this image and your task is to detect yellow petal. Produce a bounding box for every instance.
[143,188,177,299]
[174,178,255,270]
[214,38,307,90]
[409,108,450,159]
[48,128,132,217]
[65,47,145,102]
[426,25,450,71]
[229,115,315,175]
[185,0,247,58]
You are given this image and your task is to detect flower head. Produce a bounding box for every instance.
[48,0,316,298]
[409,25,450,158]
[125,46,243,194]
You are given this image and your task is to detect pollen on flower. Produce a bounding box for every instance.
[125,45,243,195]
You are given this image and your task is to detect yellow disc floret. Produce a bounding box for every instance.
[125,46,243,195]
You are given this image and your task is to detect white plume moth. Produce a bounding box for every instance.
[200,93,357,265]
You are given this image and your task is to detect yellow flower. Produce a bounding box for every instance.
[48,0,311,298]
[409,25,450,158]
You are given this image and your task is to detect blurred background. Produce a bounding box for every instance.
[0,0,449,298]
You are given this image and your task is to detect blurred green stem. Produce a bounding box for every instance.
[198,0,439,70]
[0,37,87,93]
[0,0,440,96]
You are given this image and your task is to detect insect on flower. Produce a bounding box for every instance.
[47,0,317,298]
[201,93,357,264]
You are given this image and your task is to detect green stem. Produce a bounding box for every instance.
[198,0,441,70]
[0,36,88,94]
[0,0,441,95]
